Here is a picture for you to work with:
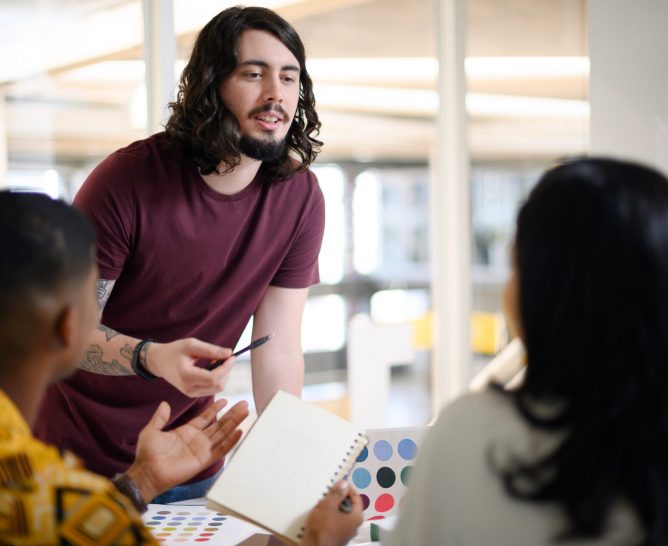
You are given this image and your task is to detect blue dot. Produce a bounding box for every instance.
[152,516,166,520]
[352,468,372,489]
[212,517,226,521]
[145,521,159,526]
[172,517,186,521]
[398,439,418,460]
[356,446,369,462]
[193,517,207,521]
[373,440,393,461]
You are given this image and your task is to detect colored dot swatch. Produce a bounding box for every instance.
[142,506,254,545]
[351,425,429,521]
[352,468,372,489]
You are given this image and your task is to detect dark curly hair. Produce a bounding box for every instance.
[501,158,668,545]
[165,6,322,181]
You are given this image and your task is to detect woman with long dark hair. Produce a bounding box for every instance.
[302,157,668,546]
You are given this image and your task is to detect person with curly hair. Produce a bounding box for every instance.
[35,6,325,503]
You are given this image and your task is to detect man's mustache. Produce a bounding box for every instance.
[248,103,290,122]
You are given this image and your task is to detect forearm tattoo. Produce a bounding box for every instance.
[95,279,115,313]
[79,278,133,374]
[97,323,119,341]
[80,344,134,376]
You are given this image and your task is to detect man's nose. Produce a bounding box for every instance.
[262,75,283,103]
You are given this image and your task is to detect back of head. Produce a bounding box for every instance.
[507,158,668,542]
[0,191,95,370]
[165,6,321,179]
[516,157,668,402]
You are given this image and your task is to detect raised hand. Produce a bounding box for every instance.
[127,398,249,501]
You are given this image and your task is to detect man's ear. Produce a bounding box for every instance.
[53,304,78,350]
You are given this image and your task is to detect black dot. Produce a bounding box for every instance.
[376,466,396,488]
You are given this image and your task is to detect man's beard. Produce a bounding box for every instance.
[239,134,287,162]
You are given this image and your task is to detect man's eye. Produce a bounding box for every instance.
[245,72,262,79]
[282,76,296,84]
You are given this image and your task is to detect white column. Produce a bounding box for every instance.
[589,0,668,174]
[430,0,471,415]
[143,0,176,134]
[0,89,7,188]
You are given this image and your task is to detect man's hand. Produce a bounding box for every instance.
[126,398,249,502]
[300,481,363,546]
[145,338,236,397]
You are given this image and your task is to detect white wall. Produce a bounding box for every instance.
[589,0,668,174]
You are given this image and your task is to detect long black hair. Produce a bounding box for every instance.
[501,158,668,545]
[165,6,322,181]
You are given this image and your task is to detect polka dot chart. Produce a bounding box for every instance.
[142,505,262,545]
[350,426,429,520]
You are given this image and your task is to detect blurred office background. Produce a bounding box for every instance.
[1,0,665,426]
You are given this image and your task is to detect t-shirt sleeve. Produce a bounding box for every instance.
[270,173,325,289]
[73,152,136,280]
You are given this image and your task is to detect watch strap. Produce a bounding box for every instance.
[131,338,158,380]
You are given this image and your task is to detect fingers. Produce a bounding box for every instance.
[187,398,229,430]
[184,338,232,361]
[146,401,171,431]
[206,401,250,455]
[210,355,235,379]
[178,365,234,397]
[210,428,244,459]
[206,401,249,438]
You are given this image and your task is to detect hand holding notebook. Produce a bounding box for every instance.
[206,390,368,545]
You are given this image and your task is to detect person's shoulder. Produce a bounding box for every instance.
[432,389,519,441]
[115,131,174,161]
[439,389,515,420]
[268,167,323,204]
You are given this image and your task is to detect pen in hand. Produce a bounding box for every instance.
[339,496,353,513]
[209,333,274,370]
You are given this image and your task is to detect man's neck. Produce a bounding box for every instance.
[0,357,51,427]
[201,155,263,195]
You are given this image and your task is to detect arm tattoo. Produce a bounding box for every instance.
[96,279,116,313]
[97,324,120,341]
[79,344,134,376]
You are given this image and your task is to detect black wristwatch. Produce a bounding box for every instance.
[112,472,148,514]
[131,339,158,381]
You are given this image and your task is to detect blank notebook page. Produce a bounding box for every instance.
[207,390,366,543]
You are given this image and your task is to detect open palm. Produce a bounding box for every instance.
[131,398,249,498]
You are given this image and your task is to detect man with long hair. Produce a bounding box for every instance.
[35,6,325,502]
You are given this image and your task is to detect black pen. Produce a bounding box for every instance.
[209,333,274,370]
[339,496,353,513]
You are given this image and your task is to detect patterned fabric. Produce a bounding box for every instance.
[0,390,156,545]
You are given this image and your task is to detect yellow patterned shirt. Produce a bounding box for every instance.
[0,390,156,545]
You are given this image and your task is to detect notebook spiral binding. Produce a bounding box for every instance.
[320,431,369,499]
[298,433,368,538]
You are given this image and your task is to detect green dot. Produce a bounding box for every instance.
[401,466,414,486]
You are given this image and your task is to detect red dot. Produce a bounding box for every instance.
[368,515,385,521]
[199,533,214,537]
[374,493,394,513]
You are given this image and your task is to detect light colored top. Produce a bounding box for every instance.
[385,390,643,546]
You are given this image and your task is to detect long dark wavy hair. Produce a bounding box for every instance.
[164,6,322,181]
[500,158,668,545]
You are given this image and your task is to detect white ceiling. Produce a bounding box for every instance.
[0,0,588,166]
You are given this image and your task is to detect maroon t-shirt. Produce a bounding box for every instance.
[34,132,325,481]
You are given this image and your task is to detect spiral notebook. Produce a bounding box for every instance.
[206,390,368,545]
